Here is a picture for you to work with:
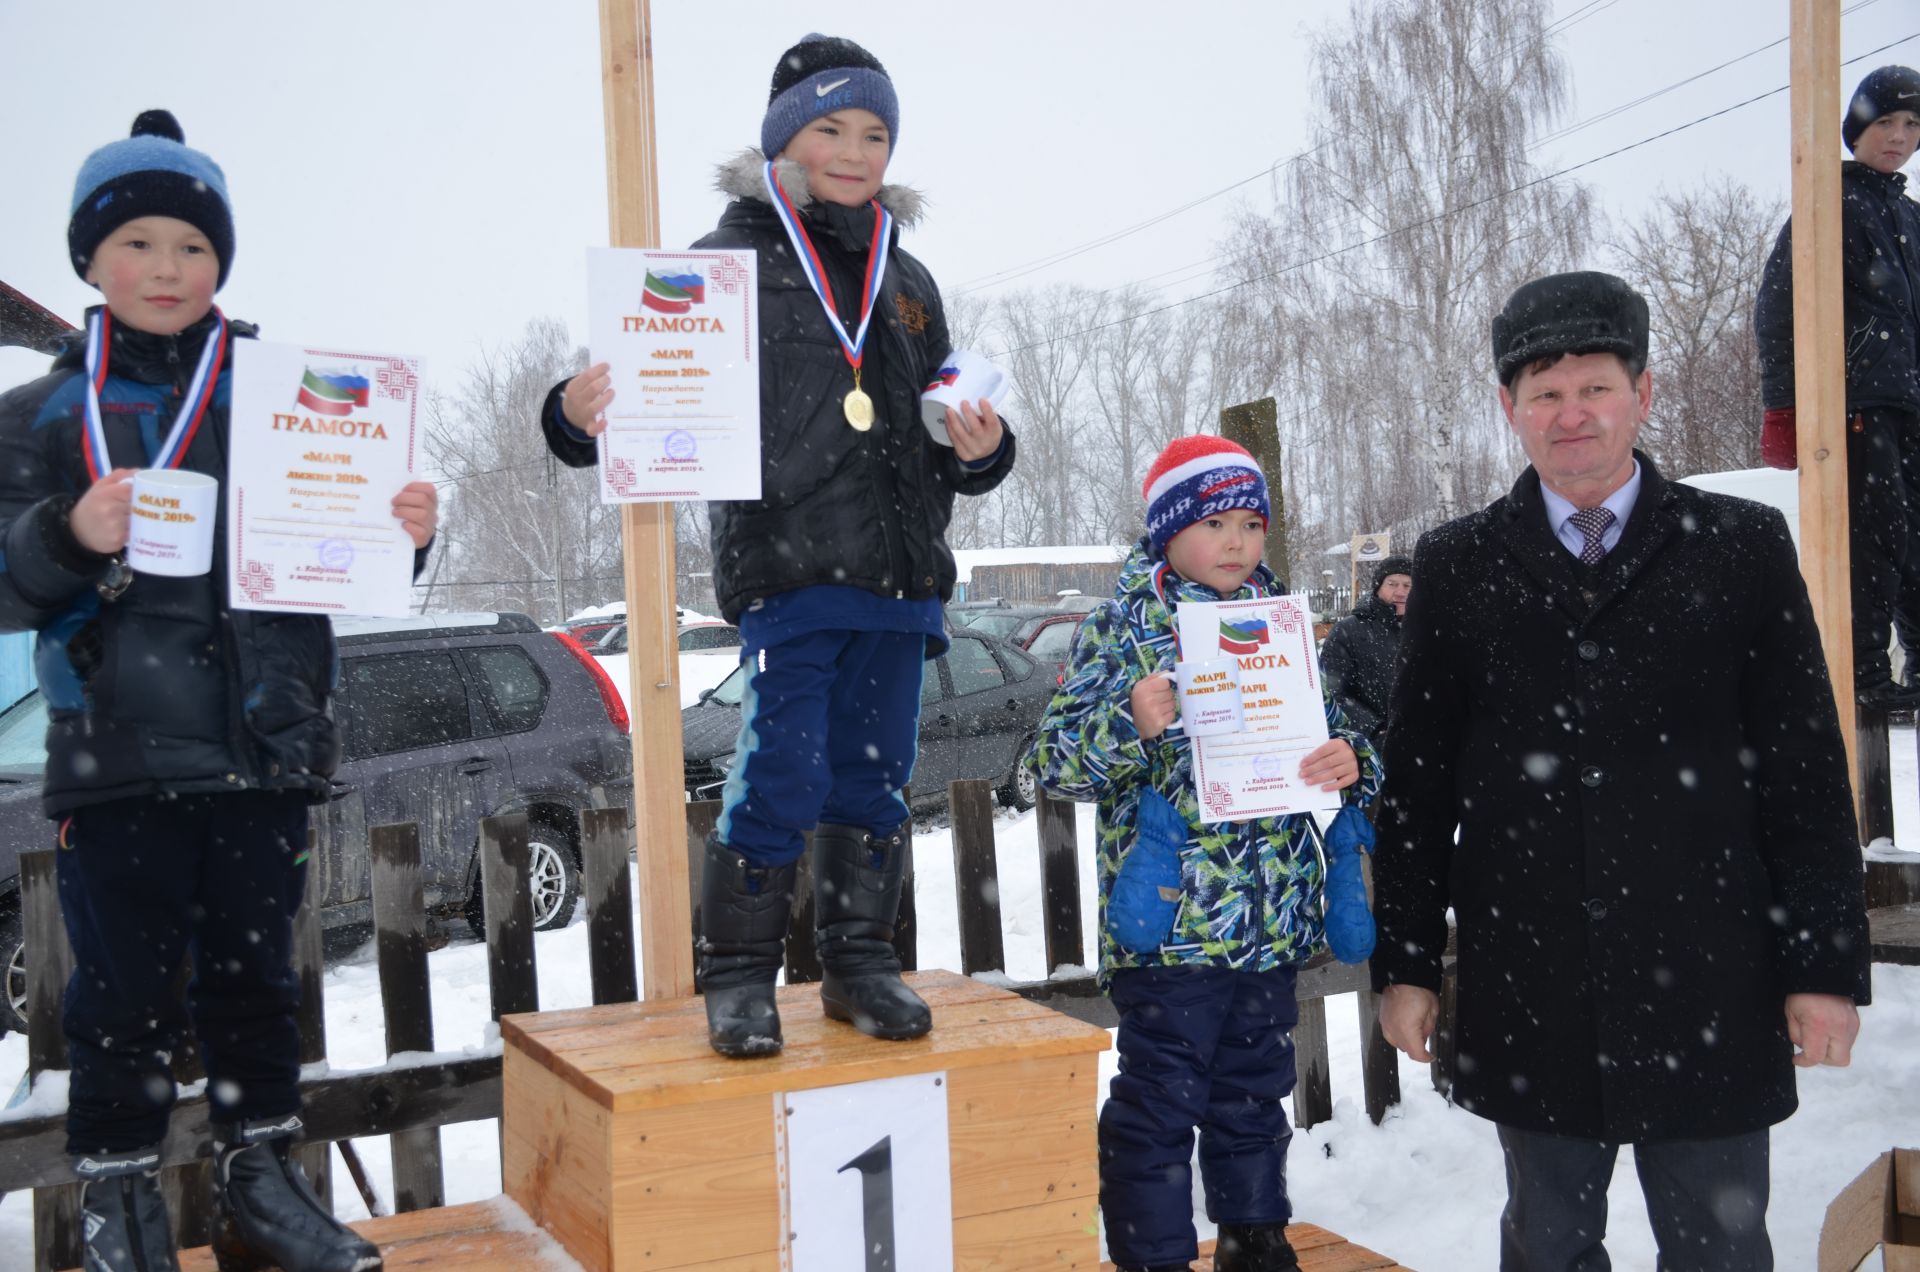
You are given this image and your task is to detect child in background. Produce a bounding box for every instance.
[540,35,1015,1057]
[0,110,437,1272]
[1029,436,1380,1272]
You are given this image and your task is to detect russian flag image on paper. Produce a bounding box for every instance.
[641,270,706,313]
[1218,617,1269,656]
[297,368,369,417]
[925,365,961,391]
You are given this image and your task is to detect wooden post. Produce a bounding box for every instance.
[480,813,540,1020]
[370,822,444,1213]
[1356,987,1401,1126]
[1290,997,1333,1131]
[581,807,640,1004]
[598,0,694,1001]
[291,829,333,1209]
[1789,0,1859,817]
[949,780,1006,976]
[1034,790,1085,974]
[1220,398,1289,582]
[22,848,79,1272]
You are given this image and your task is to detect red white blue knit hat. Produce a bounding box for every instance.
[1141,435,1270,558]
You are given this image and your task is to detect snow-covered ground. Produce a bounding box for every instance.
[5,739,1919,1268]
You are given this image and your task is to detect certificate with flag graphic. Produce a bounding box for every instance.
[586,247,760,503]
[1173,595,1338,823]
[226,339,423,617]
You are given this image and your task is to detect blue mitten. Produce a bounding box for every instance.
[1322,804,1377,964]
[1106,788,1187,955]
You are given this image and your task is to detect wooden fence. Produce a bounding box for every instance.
[0,783,1428,1270]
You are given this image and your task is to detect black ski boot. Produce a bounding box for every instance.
[210,1115,381,1272]
[697,835,797,1057]
[1213,1222,1300,1272]
[814,823,931,1040]
[74,1145,179,1272]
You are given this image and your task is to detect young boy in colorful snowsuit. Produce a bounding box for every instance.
[0,112,439,1272]
[1029,436,1381,1272]
[540,35,1016,1056]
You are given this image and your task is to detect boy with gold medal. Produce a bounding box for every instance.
[541,34,1016,1056]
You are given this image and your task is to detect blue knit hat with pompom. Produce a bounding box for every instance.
[69,110,235,289]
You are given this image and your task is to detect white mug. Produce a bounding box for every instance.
[1173,656,1246,738]
[126,469,218,577]
[921,349,1011,446]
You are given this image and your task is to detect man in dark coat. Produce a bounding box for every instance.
[1319,554,1411,741]
[1754,65,1920,709]
[1375,271,1871,1271]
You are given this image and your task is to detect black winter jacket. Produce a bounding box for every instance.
[1373,453,1870,1142]
[0,310,427,816]
[542,152,1015,623]
[1755,162,1920,416]
[1318,595,1400,738]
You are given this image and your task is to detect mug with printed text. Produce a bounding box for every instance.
[126,469,218,577]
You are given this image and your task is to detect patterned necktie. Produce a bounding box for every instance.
[1568,506,1615,565]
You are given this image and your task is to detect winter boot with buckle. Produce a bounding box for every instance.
[814,823,932,1040]
[1213,1222,1300,1272]
[697,834,797,1057]
[74,1145,180,1272]
[210,1115,381,1272]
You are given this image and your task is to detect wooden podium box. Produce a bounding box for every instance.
[501,969,1111,1271]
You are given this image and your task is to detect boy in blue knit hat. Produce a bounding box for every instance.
[0,111,439,1272]
[1030,435,1380,1272]
[540,34,1016,1058]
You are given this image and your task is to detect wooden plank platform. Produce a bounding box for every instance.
[147,1204,1415,1272]
[500,968,1111,1112]
[1870,902,1920,967]
[100,1199,560,1272]
[1099,1225,1413,1271]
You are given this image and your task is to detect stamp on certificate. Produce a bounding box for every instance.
[1252,753,1287,781]
[663,429,698,462]
[317,539,355,570]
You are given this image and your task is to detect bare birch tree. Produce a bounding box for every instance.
[1612,177,1779,477]
[1274,0,1593,527]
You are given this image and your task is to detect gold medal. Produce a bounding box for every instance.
[844,386,875,431]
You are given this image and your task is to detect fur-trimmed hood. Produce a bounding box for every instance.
[713,147,926,228]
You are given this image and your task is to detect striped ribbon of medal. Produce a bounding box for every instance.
[762,161,893,427]
[81,305,229,481]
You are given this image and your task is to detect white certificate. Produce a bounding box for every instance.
[1173,594,1338,823]
[226,340,423,617]
[587,246,760,503]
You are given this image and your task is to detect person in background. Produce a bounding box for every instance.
[1318,554,1411,744]
[1755,64,1920,709]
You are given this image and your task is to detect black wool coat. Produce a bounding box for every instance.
[1372,454,1871,1143]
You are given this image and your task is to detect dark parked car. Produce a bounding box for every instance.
[946,604,1093,680]
[680,628,1053,812]
[0,611,634,1035]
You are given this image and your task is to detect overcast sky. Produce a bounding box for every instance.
[2,0,1914,439]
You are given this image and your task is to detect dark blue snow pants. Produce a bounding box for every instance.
[1100,963,1300,1268]
[716,629,925,866]
[57,791,309,1155]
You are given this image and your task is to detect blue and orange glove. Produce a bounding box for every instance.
[1323,804,1376,964]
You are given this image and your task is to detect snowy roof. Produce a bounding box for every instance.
[333,612,506,637]
[1677,467,1800,550]
[953,545,1126,584]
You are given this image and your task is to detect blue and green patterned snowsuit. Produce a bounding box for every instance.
[1026,537,1381,1266]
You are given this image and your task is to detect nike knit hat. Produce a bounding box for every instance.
[69,110,235,290]
[1141,436,1270,559]
[761,34,899,162]
[1843,64,1920,152]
